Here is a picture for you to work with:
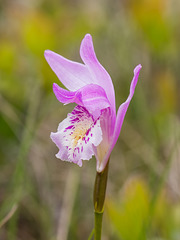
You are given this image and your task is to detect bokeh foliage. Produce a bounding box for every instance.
[0,0,180,239]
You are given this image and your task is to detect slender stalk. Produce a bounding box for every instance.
[88,228,95,240]
[93,160,109,240]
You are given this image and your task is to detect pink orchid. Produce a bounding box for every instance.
[45,34,142,172]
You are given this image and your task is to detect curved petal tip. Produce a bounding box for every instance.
[83,33,92,40]
[44,49,52,59]
[134,64,142,74]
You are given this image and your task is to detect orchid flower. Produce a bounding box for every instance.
[44,34,141,173]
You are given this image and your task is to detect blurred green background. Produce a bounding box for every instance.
[0,0,180,239]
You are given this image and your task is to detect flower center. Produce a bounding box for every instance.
[70,117,93,148]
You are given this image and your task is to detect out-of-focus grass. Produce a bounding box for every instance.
[0,0,180,239]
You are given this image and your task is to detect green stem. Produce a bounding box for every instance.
[93,160,109,240]
[94,212,103,240]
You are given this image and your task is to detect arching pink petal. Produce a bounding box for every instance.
[112,64,142,146]
[75,84,111,120]
[96,64,142,172]
[51,105,103,167]
[53,83,76,104]
[44,50,94,91]
[80,34,116,111]
[53,83,111,120]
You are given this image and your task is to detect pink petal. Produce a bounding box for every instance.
[113,65,141,142]
[80,34,116,111]
[75,84,110,120]
[53,83,111,120]
[96,64,142,172]
[44,50,94,91]
[53,83,76,104]
[94,107,115,170]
